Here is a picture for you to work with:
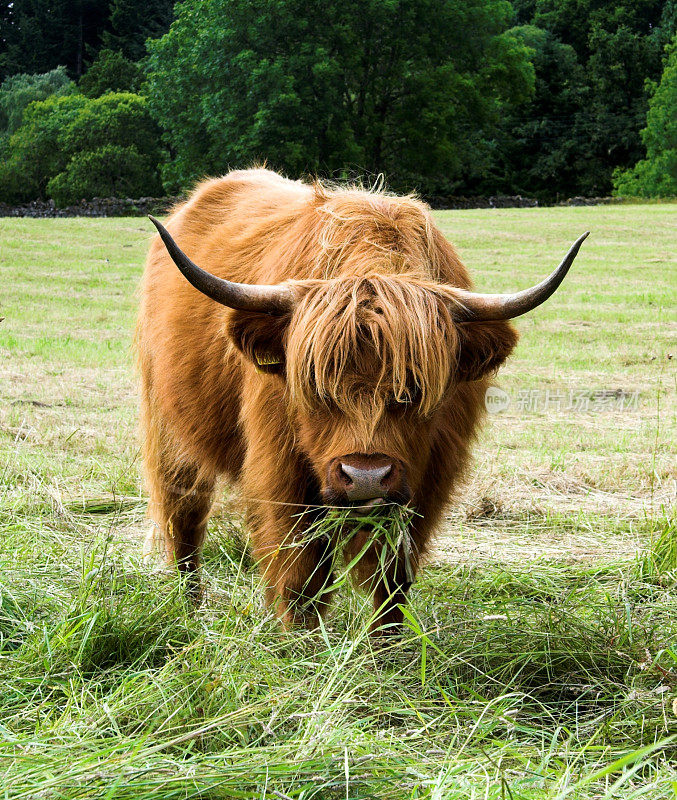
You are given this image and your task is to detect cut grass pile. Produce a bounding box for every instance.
[0,206,675,797]
[293,504,420,604]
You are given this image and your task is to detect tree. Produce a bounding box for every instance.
[0,0,114,81]
[614,34,677,196]
[0,1,176,82]
[102,0,175,61]
[0,91,162,204]
[0,66,75,137]
[0,94,87,200]
[145,0,534,195]
[485,26,589,200]
[79,48,144,96]
[508,0,676,196]
[47,143,161,204]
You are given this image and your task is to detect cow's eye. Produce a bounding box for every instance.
[387,388,421,409]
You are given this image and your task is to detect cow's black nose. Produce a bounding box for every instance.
[340,462,392,502]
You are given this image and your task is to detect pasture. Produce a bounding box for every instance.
[0,205,675,798]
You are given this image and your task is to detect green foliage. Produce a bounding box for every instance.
[0,92,162,205]
[79,49,144,97]
[102,0,176,61]
[146,0,535,195]
[47,145,162,205]
[0,1,174,81]
[58,92,161,161]
[0,66,75,136]
[0,1,674,199]
[0,0,113,80]
[508,0,676,197]
[0,93,87,202]
[614,34,677,197]
[487,26,589,199]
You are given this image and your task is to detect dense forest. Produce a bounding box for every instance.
[0,0,675,204]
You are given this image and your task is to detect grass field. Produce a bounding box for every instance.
[0,205,675,798]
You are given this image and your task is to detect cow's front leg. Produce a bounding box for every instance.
[143,452,215,600]
[345,528,418,635]
[252,513,336,630]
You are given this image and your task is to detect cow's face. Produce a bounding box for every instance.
[149,216,586,509]
[230,276,518,509]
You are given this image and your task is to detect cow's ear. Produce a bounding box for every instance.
[455,321,519,382]
[227,310,290,376]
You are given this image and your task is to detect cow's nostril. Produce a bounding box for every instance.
[379,464,392,483]
[338,463,354,486]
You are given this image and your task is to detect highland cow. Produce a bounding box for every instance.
[136,168,587,632]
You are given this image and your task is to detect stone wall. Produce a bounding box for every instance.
[0,197,181,218]
[0,194,621,217]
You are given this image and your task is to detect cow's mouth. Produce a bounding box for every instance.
[346,497,386,517]
[321,491,411,517]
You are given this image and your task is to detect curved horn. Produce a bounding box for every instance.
[148,216,296,315]
[451,232,590,322]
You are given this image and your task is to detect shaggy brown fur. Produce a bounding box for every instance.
[136,168,518,631]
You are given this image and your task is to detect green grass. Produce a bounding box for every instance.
[0,206,676,798]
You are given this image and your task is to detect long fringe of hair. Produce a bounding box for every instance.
[285,275,459,423]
